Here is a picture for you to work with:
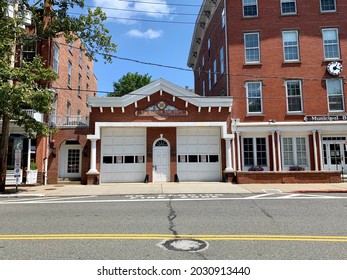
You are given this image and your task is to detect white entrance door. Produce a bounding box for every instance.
[153,139,170,182]
[59,143,82,178]
[323,142,347,173]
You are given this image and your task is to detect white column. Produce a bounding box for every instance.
[87,138,99,174]
[236,132,241,171]
[312,130,318,171]
[318,130,324,171]
[277,130,282,171]
[232,136,236,172]
[27,138,31,171]
[224,138,233,171]
[271,131,276,171]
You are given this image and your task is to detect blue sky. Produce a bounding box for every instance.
[90,0,203,96]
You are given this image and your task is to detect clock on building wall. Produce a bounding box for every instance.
[327,61,343,76]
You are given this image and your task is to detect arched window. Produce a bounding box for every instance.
[155,140,168,147]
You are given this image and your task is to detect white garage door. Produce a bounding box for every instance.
[177,127,221,182]
[101,128,146,183]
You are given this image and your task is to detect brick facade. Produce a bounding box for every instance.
[187,0,347,182]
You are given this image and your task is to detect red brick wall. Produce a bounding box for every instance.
[193,0,347,122]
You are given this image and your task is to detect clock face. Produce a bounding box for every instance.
[327,61,343,76]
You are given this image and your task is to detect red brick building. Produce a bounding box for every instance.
[187,0,346,182]
[5,31,96,185]
[86,79,233,184]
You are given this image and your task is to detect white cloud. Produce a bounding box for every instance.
[127,29,163,39]
[93,0,173,24]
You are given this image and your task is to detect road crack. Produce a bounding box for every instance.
[166,197,179,238]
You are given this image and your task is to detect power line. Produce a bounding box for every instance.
[68,12,195,24]
[116,0,205,7]
[53,40,333,83]
[84,5,199,16]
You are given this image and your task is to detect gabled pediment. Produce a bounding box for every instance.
[88,78,232,109]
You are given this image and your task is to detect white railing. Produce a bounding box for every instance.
[49,115,89,128]
[23,109,44,122]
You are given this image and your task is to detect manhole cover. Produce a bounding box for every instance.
[158,239,208,252]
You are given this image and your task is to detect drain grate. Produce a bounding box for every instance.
[158,239,209,252]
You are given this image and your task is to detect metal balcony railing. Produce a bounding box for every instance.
[49,115,89,128]
[23,109,44,122]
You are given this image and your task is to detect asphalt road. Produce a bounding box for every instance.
[0,193,347,260]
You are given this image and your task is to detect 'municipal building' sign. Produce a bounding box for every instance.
[304,115,347,122]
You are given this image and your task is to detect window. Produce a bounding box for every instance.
[222,8,226,28]
[213,59,217,85]
[202,80,206,96]
[286,80,303,113]
[69,41,73,52]
[207,38,211,57]
[244,33,260,63]
[86,66,90,76]
[326,79,344,112]
[243,0,258,17]
[281,0,296,14]
[79,48,82,67]
[66,101,71,123]
[283,137,308,167]
[208,69,212,91]
[78,74,81,97]
[243,137,267,167]
[21,39,36,62]
[322,29,340,60]
[320,0,336,12]
[220,46,224,75]
[202,55,205,69]
[68,60,72,87]
[246,82,262,114]
[53,43,59,74]
[283,31,299,61]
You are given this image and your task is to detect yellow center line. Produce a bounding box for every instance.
[0,234,347,242]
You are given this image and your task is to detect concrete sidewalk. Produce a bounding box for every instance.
[2,182,347,197]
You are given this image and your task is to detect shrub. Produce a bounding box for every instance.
[248,165,264,171]
[30,162,38,170]
[289,165,305,171]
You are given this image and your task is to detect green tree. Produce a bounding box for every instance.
[109,72,152,97]
[0,0,116,192]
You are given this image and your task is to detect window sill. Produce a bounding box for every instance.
[285,113,305,116]
[280,13,298,17]
[243,63,262,68]
[282,61,301,66]
[246,114,264,118]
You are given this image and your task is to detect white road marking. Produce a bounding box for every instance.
[0,193,346,205]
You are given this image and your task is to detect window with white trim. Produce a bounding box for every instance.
[68,60,72,87]
[243,137,267,167]
[322,28,340,60]
[326,79,344,112]
[222,7,226,28]
[207,38,211,57]
[320,0,336,12]
[220,46,224,75]
[286,80,303,113]
[243,0,258,17]
[53,43,59,74]
[213,59,217,85]
[283,30,299,61]
[282,137,308,167]
[281,0,296,14]
[208,69,212,91]
[246,81,262,114]
[21,39,36,62]
[244,33,260,63]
